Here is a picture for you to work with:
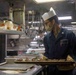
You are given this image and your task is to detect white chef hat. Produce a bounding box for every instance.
[42,7,56,21]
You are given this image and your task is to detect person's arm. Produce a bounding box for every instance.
[68,31,76,59]
[73,34,76,56]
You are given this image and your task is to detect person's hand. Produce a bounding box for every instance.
[39,54,48,60]
[66,55,74,61]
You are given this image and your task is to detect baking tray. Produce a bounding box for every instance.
[0,63,35,71]
[14,59,75,65]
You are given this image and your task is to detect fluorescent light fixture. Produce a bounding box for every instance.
[34,0,65,3]
[71,22,76,24]
[58,16,72,20]
[28,21,41,24]
[28,11,32,14]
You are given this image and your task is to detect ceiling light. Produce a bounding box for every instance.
[28,11,32,14]
[28,21,41,24]
[58,16,72,20]
[34,0,65,3]
[71,22,76,24]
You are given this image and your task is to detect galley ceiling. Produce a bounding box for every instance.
[0,0,76,23]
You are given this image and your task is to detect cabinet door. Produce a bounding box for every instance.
[13,11,23,24]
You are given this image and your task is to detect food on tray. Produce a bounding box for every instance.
[17,26,22,31]
[15,56,49,62]
[39,54,48,60]
[0,23,5,26]
[16,58,23,61]
[14,55,75,65]
[31,57,42,61]
[66,55,74,61]
[13,24,18,30]
[0,21,6,29]
[0,20,23,31]
[15,57,29,61]
[5,21,14,30]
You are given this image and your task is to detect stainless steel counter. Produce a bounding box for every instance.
[0,63,42,75]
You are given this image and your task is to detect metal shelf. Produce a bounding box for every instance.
[0,29,24,63]
[0,30,24,35]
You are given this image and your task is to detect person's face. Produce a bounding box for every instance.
[44,19,54,31]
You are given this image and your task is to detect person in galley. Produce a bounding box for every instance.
[41,7,76,75]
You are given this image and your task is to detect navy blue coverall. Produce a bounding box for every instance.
[43,28,76,75]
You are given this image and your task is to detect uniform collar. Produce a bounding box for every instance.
[49,28,65,39]
[56,28,65,40]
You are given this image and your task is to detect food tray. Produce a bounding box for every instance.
[14,59,75,65]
